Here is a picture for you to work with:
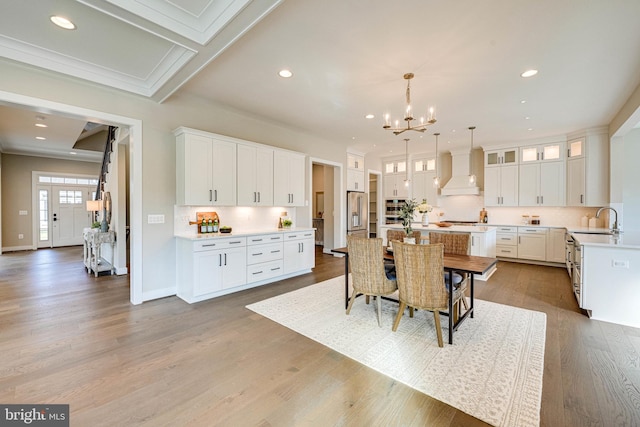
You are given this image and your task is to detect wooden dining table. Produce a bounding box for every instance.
[331,246,498,344]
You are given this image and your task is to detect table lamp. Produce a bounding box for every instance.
[86,200,102,224]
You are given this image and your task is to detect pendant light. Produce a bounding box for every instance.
[433,132,440,188]
[403,138,410,187]
[468,126,476,186]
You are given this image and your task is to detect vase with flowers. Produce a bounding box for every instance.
[398,199,419,243]
[417,199,433,226]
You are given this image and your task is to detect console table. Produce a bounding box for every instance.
[83,228,116,277]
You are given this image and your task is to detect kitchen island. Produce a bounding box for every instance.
[379,224,497,280]
[571,231,640,328]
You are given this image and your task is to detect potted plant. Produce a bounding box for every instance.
[398,199,419,243]
[282,219,293,228]
[417,199,433,226]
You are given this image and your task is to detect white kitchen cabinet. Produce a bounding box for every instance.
[274,150,305,206]
[566,130,609,207]
[237,144,274,206]
[347,152,365,191]
[495,226,518,258]
[177,237,247,303]
[520,142,565,163]
[411,156,438,205]
[383,173,409,198]
[348,153,365,171]
[519,161,565,206]
[517,227,547,261]
[175,129,237,206]
[246,233,284,283]
[484,164,518,207]
[470,230,496,258]
[485,148,518,167]
[347,168,365,191]
[283,230,315,274]
[546,228,566,263]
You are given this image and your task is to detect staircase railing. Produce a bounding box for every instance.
[95,125,118,200]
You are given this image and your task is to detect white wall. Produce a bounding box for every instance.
[621,128,640,231]
[0,60,348,302]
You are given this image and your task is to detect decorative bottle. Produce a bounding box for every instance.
[207,218,213,233]
[213,218,219,233]
[200,218,207,233]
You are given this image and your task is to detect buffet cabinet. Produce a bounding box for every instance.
[176,230,314,303]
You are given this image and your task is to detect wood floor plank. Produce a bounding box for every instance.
[2,246,640,426]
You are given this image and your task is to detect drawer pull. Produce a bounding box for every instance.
[271,267,281,271]
[252,252,263,256]
[252,271,263,275]
[252,238,263,242]
[271,250,281,253]
[230,241,243,244]
[202,243,216,247]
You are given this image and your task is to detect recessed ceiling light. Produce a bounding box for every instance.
[520,100,527,104]
[365,114,375,119]
[525,116,530,120]
[36,136,46,140]
[35,123,48,128]
[278,69,293,78]
[70,152,77,155]
[527,128,533,131]
[50,16,76,30]
[521,69,538,78]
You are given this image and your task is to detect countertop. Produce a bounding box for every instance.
[380,224,496,233]
[175,227,316,241]
[571,231,640,249]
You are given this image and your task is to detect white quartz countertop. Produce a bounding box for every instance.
[381,224,495,233]
[571,231,640,249]
[175,227,315,241]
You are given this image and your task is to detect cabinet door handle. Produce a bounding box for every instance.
[214,190,218,202]
[580,194,584,204]
[540,196,543,204]
[253,252,263,256]
[219,254,222,266]
[209,190,213,202]
[230,241,242,244]
[258,192,261,203]
[271,250,280,253]
[202,243,217,247]
[253,271,263,275]
[224,253,227,266]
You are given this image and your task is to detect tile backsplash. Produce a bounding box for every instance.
[174,205,298,235]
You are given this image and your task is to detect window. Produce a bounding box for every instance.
[39,190,48,241]
[59,190,83,204]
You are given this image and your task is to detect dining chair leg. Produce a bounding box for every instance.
[433,311,444,347]
[462,296,469,310]
[346,289,358,314]
[409,307,414,318]
[366,295,370,305]
[376,295,382,327]
[392,302,406,331]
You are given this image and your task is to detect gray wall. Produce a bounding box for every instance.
[1,154,100,248]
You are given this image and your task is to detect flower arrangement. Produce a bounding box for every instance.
[398,198,419,236]
[417,199,433,214]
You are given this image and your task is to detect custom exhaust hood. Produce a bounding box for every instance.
[440,150,480,196]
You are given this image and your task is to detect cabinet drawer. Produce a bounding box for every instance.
[518,227,548,235]
[247,242,283,265]
[247,260,284,283]
[193,237,246,252]
[496,245,518,258]
[496,226,518,233]
[247,233,283,245]
[284,231,315,241]
[496,233,517,245]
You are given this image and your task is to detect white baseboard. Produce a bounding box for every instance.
[115,266,128,275]
[1,245,36,253]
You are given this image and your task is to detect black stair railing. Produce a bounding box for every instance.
[94,125,118,200]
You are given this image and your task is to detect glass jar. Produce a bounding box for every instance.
[531,215,540,225]
[521,215,530,225]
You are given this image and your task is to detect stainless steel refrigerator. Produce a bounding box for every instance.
[347,191,368,238]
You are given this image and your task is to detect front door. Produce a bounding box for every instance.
[37,185,92,248]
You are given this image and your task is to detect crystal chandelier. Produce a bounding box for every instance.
[383,73,436,135]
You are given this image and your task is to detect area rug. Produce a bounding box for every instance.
[246,275,546,427]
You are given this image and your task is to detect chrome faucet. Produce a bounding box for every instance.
[595,207,620,234]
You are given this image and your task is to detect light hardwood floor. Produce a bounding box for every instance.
[1,246,639,426]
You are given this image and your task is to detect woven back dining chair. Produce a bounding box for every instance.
[429,232,471,310]
[387,229,421,246]
[346,235,398,326]
[392,241,465,347]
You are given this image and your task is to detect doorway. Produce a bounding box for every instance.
[368,171,381,237]
[310,158,343,254]
[36,183,94,248]
[0,90,143,304]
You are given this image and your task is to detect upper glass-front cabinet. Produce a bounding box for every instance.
[520,142,564,163]
[485,148,518,167]
[384,160,406,174]
[413,158,435,172]
[567,139,584,158]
